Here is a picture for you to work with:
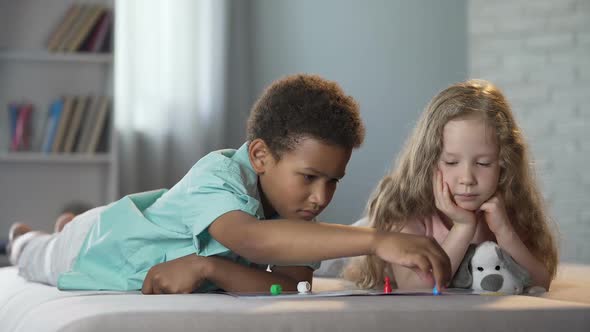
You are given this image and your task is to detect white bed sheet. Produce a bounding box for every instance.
[1,265,589,332]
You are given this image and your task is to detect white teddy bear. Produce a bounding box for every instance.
[452,241,532,295]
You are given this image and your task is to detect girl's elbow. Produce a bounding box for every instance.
[531,273,551,291]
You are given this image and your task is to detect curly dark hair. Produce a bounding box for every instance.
[247,74,365,158]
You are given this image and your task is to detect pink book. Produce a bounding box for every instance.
[83,9,112,53]
[12,104,33,151]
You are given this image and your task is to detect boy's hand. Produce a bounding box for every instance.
[374,232,451,289]
[142,254,210,294]
[433,169,476,227]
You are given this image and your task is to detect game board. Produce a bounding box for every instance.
[221,287,488,299]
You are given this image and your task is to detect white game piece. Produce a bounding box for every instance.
[297,281,311,293]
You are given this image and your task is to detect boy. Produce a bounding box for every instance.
[9,74,451,293]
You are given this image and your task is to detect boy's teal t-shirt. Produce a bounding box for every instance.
[57,142,319,291]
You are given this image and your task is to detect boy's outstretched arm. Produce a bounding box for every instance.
[142,254,312,294]
[209,211,452,289]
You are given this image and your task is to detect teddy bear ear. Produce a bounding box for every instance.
[495,247,532,287]
[450,244,477,288]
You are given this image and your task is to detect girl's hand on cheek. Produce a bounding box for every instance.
[479,193,513,237]
[433,169,476,227]
[471,211,495,243]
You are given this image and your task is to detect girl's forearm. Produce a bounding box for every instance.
[441,223,477,276]
[204,256,301,292]
[397,224,475,289]
[495,228,551,289]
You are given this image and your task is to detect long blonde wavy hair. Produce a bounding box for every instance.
[345,79,559,289]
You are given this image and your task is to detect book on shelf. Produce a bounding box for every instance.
[80,9,113,53]
[41,99,64,153]
[14,104,33,151]
[47,4,82,52]
[7,103,19,148]
[64,5,106,53]
[76,96,99,153]
[47,3,112,53]
[6,103,34,152]
[85,96,111,154]
[8,96,112,155]
[63,96,89,153]
[51,96,76,153]
[95,106,111,153]
[55,5,92,52]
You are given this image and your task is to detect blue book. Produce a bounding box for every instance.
[7,103,19,150]
[42,99,64,153]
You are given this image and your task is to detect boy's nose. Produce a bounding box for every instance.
[309,186,329,209]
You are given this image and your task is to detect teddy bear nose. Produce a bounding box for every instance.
[481,274,504,292]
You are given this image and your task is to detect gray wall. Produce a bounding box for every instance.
[469,0,590,263]
[242,0,468,224]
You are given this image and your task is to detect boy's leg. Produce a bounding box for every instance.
[2,209,82,257]
[7,209,90,285]
[7,222,57,285]
[8,216,81,286]
[9,222,32,243]
[9,210,82,265]
[8,205,105,286]
[14,231,58,283]
[7,222,37,265]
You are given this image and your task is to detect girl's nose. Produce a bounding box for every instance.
[459,165,476,186]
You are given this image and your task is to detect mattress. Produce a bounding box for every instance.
[1,264,589,332]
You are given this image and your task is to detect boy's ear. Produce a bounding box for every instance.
[248,138,272,174]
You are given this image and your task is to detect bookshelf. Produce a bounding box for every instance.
[0,50,113,63]
[0,0,117,236]
[0,152,112,164]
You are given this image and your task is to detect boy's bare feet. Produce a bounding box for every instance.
[9,223,32,244]
[54,212,76,233]
[6,223,33,261]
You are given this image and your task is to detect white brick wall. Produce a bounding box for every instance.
[469,0,590,263]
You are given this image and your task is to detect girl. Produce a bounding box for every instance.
[345,79,558,290]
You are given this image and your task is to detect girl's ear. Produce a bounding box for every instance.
[248,138,272,175]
